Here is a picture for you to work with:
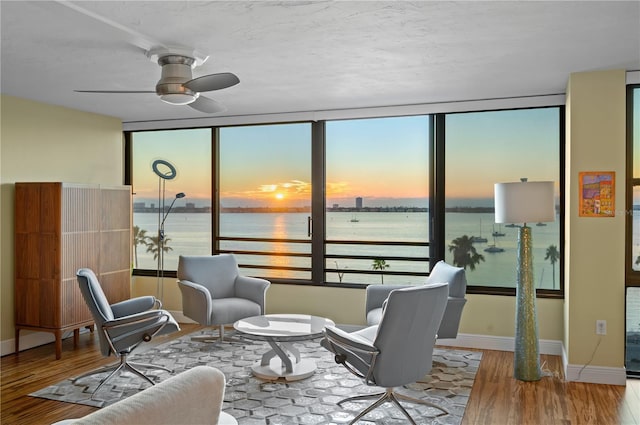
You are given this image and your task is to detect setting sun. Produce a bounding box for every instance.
[275,193,284,200]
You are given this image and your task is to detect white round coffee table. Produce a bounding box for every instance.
[233,313,335,381]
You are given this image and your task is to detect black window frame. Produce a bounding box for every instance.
[626,84,640,286]
[125,105,565,299]
[625,84,640,378]
[434,106,565,299]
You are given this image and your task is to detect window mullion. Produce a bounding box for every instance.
[311,121,326,284]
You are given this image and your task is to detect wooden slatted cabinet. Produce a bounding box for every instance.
[14,182,131,359]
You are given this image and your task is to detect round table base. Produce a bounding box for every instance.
[251,357,317,381]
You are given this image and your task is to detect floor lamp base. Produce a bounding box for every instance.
[514,225,542,382]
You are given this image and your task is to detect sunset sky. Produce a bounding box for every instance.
[446,107,559,202]
[132,108,561,208]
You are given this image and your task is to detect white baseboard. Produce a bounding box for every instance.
[0,327,562,358]
[0,312,195,357]
[564,363,627,386]
[1,331,56,357]
[437,333,564,356]
[2,320,627,386]
[443,334,625,385]
[561,344,626,386]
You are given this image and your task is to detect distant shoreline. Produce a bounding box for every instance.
[133,206,499,213]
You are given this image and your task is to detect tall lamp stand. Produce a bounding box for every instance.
[514,224,541,381]
[157,191,185,301]
[157,176,166,301]
[152,159,178,302]
[495,179,555,382]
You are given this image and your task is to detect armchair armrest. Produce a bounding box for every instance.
[178,280,213,325]
[111,296,159,318]
[365,285,411,314]
[235,275,270,313]
[324,325,377,354]
[437,296,468,339]
[323,325,379,383]
[104,309,174,346]
[104,309,169,328]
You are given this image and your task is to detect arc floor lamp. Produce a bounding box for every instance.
[152,159,185,301]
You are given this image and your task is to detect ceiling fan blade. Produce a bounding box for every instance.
[75,90,155,93]
[183,72,239,93]
[189,96,226,114]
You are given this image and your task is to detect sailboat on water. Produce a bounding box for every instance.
[470,218,487,243]
[484,236,505,253]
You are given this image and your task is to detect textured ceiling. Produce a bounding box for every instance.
[1,1,639,124]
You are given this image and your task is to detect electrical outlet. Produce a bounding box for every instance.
[596,320,607,335]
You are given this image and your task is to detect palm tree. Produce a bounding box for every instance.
[448,235,485,270]
[545,244,560,289]
[334,261,346,283]
[371,258,390,284]
[146,235,173,261]
[132,226,149,268]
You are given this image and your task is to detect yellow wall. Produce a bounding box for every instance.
[564,70,627,368]
[132,275,565,341]
[0,95,123,342]
[266,288,566,341]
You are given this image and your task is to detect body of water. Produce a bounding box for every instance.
[136,211,565,288]
[134,211,640,371]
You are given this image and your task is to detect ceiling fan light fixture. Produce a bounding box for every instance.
[75,47,236,113]
[159,92,198,105]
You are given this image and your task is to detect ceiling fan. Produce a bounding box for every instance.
[75,47,239,113]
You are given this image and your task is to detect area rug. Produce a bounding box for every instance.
[31,330,482,424]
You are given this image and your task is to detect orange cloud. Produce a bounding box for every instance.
[224,180,312,200]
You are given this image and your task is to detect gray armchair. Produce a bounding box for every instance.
[365,260,467,339]
[177,254,270,341]
[322,283,450,424]
[75,268,180,398]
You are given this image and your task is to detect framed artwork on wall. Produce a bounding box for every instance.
[579,171,615,217]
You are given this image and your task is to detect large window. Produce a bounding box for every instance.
[127,105,563,296]
[218,123,312,280]
[630,86,640,273]
[325,116,430,285]
[130,129,212,271]
[627,85,640,376]
[444,108,562,292]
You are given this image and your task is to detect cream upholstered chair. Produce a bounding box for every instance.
[52,366,237,425]
[365,260,467,339]
[177,254,270,341]
[322,283,450,424]
[75,268,180,398]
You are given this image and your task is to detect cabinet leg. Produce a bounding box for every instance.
[54,331,62,360]
[15,328,20,354]
[74,328,80,347]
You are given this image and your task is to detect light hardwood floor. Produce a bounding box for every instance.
[2,324,638,425]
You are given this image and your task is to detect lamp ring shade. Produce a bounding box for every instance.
[152,159,177,180]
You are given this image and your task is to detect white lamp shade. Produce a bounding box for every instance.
[494,181,555,224]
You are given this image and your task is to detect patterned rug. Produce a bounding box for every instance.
[31,330,482,424]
